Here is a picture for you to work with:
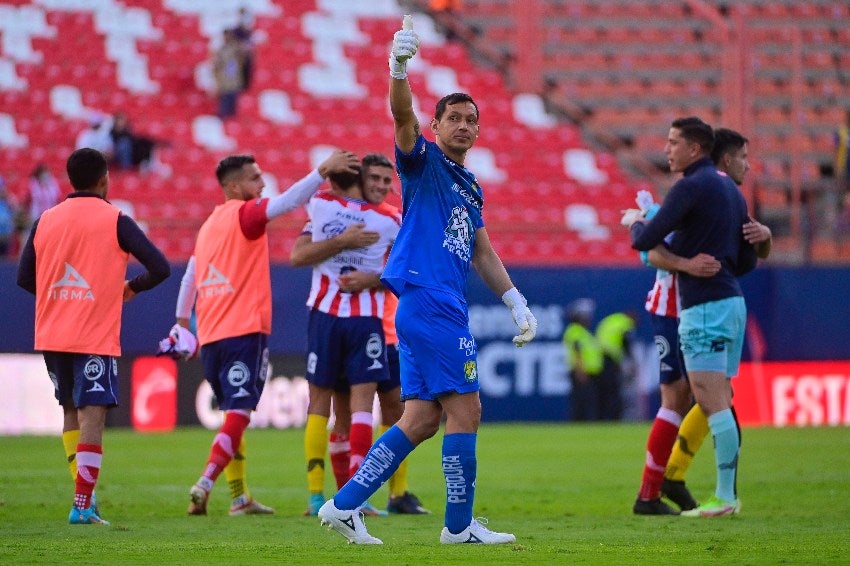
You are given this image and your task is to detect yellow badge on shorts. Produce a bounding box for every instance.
[464,360,478,382]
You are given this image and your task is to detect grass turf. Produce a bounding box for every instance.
[1,423,848,564]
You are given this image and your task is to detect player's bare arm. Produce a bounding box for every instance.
[289,224,380,267]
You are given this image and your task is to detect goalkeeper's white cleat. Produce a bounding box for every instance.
[440,518,516,544]
[318,499,383,545]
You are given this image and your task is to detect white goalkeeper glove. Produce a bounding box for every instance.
[620,208,644,227]
[635,190,655,213]
[157,323,199,361]
[502,287,537,347]
[389,16,419,79]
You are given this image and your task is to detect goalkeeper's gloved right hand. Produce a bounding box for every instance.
[157,323,199,361]
[389,28,419,79]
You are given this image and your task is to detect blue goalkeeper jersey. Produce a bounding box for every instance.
[381,135,485,300]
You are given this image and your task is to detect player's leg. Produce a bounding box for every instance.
[62,408,80,482]
[679,299,743,518]
[663,403,708,505]
[304,384,332,515]
[190,335,265,515]
[63,353,117,525]
[635,314,692,514]
[439,392,514,544]
[225,437,274,516]
[634,379,690,514]
[319,399,432,544]
[381,377,430,515]
[328,391,351,490]
[303,311,339,515]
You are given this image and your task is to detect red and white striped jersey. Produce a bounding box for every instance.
[304,191,400,318]
[644,269,680,318]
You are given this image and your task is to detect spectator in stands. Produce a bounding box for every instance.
[24,163,62,233]
[233,6,256,91]
[0,175,19,257]
[109,112,170,177]
[562,298,604,422]
[75,113,114,162]
[213,29,248,120]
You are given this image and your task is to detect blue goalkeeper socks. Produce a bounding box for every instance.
[334,425,414,510]
[709,408,740,503]
[443,432,477,534]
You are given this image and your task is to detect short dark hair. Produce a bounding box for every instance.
[329,166,362,190]
[66,148,108,192]
[435,92,479,121]
[711,128,748,164]
[671,116,714,154]
[216,154,256,185]
[361,153,393,171]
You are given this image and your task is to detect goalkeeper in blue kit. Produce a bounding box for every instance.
[317,15,538,545]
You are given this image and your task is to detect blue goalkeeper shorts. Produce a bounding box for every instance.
[395,285,479,402]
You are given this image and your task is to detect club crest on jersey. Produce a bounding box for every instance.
[443,205,473,262]
[463,360,478,383]
[49,262,94,301]
[198,264,234,298]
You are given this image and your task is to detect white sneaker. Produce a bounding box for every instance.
[318,499,383,545]
[440,518,516,544]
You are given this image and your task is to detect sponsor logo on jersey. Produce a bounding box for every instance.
[49,262,95,301]
[458,336,475,356]
[198,264,234,298]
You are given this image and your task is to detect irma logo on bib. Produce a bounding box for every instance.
[50,262,94,301]
[198,264,234,298]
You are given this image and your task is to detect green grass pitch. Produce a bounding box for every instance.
[1,423,848,564]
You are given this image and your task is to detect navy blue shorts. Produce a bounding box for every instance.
[306,310,389,390]
[378,342,401,393]
[43,351,120,408]
[396,285,479,402]
[651,313,687,385]
[200,333,268,411]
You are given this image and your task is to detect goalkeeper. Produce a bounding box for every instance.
[318,15,537,545]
